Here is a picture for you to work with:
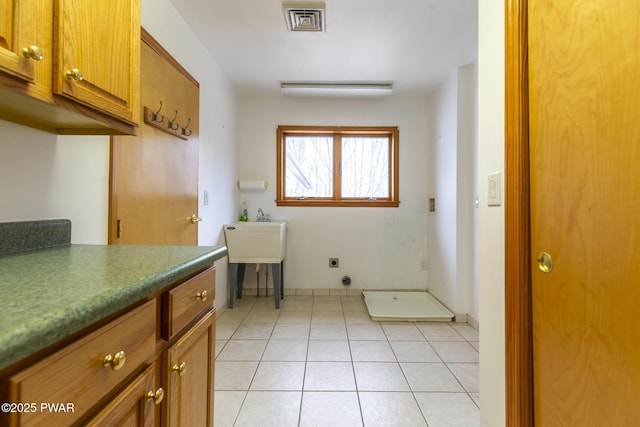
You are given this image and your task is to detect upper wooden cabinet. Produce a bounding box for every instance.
[53,0,140,125]
[0,0,140,135]
[0,0,42,83]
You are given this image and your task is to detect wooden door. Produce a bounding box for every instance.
[164,311,215,426]
[529,1,640,424]
[53,0,140,124]
[110,31,199,246]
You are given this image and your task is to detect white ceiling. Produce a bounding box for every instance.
[169,0,478,97]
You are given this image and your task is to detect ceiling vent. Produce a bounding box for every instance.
[283,2,325,32]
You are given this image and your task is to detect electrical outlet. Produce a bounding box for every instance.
[329,258,339,268]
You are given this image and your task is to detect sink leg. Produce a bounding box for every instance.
[237,263,246,299]
[228,263,238,308]
[271,263,282,309]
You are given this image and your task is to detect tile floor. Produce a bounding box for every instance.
[215,294,479,427]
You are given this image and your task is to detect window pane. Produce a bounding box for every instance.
[341,137,389,198]
[285,136,333,197]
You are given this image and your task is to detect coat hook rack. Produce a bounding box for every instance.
[143,104,189,140]
[181,117,192,137]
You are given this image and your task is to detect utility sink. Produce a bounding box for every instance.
[223,221,287,263]
[223,222,287,309]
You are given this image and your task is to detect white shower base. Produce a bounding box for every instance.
[362,291,454,322]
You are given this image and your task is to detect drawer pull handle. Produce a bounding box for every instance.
[172,361,187,377]
[66,68,84,81]
[103,351,126,371]
[22,45,43,61]
[195,290,208,302]
[146,387,165,405]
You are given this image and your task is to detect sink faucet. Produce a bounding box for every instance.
[257,208,270,222]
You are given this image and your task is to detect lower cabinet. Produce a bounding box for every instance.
[0,266,216,427]
[86,365,159,427]
[163,310,215,426]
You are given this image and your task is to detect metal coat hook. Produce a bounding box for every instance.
[181,118,192,136]
[151,101,164,123]
[168,110,179,131]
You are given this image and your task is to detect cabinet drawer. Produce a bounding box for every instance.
[162,267,215,340]
[3,300,155,427]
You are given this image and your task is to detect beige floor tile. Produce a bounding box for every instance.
[214,361,259,390]
[309,323,348,340]
[270,323,310,340]
[389,341,440,362]
[214,390,246,426]
[215,339,227,357]
[381,324,425,340]
[416,323,465,341]
[359,392,428,427]
[304,361,356,391]
[451,324,480,341]
[469,341,480,351]
[469,392,480,407]
[430,341,479,363]
[347,324,386,340]
[447,363,479,392]
[262,339,308,361]
[344,311,376,324]
[300,392,363,427]
[216,322,239,339]
[307,340,351,361]
[282,300,313,312]
[400,362,463,392]
[217,310,247,325]
[414,392,480,427]
[313,301,343,311]
[232,323,275,339]
[226,296,257,312]
[250,361,306,391]
[243,310,280,324]
[234,391,301,427]
[311,311,345,324]
[349,340,396,362]
[353,362,410,391]
[277,311,312,324]
[342,301,367,312]
[217,339,267,361]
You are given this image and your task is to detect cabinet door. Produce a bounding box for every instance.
[86,365,159,427]
[164,310,215,427]
[53,0,140,124]
[0,0,41,82]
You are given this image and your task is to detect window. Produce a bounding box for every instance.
[276,126,399,207]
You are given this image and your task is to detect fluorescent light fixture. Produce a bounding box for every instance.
[280,82,393,97]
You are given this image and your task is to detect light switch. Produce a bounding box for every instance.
[203,190,209,206]
[487,173,501,206]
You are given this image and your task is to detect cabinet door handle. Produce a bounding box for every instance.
[146,387,165,405]
[66,68,84,81]
[195,290,208,302]
[172,361,187,377]
[103,350,126,370]
[22,45,43,61]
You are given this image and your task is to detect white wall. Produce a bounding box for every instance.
[427,63,478,319]
[0,123,110,244]
[235,96,430,292]
[478,0,506,425]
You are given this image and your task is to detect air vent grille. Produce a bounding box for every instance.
[283,2,325,32]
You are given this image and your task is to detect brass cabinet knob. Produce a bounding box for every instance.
[103,350,126,370]
[172,361,187,377]
[189,214,202,224]
[195,290,208,302]
[66,68,84,81]
[146,387,165,405]
[22,45,43,61]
